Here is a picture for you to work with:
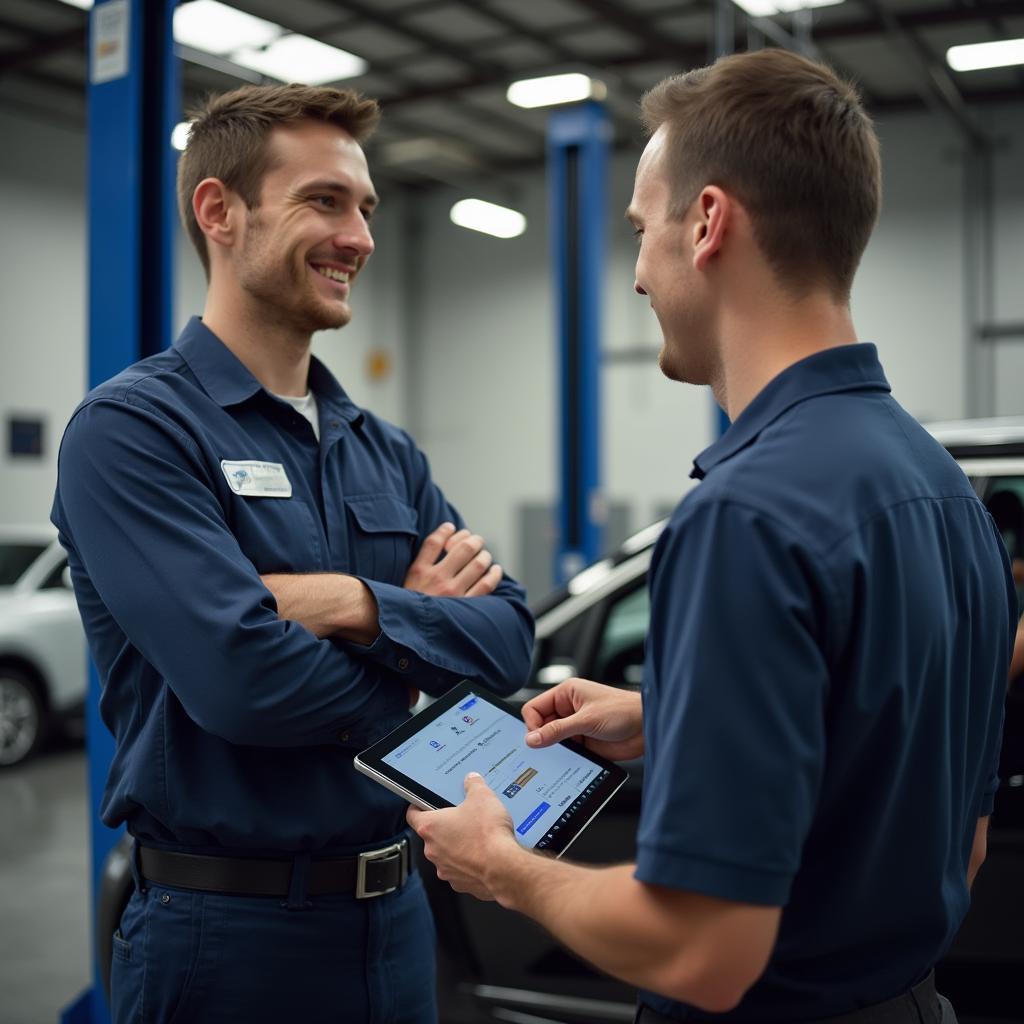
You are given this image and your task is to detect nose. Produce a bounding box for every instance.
[634,281,647,296]
[335,213,374,260]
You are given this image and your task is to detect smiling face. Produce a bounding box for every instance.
[628,126,717,388]
[233,121,378,336]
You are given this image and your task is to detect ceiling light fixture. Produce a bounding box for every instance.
[506,73,606,109]
[54,0,93,9]
[172,1,365,85]
[947,38,1024,71]
[450,199,526,239]
[731,0,844,17]
[173,1,279,56]
[171,122,193,152]
[232,34,366,85]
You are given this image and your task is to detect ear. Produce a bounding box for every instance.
[192,178,243,255]
[691,185,730,273]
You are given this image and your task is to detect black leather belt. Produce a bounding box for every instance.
[138,839,409,899]
[636,971,945,1024]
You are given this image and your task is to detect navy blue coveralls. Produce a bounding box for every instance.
[52,318,535,1024]
[634,344,1014,1022]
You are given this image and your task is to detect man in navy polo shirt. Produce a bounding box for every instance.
[408,50,1015,1022]
[52,85,533,1023]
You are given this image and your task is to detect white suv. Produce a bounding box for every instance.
[0,526,86,766]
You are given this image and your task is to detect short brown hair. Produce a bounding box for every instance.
[640,49,881,301]
[177,84,380,276]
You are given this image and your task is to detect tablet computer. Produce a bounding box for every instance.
[354,681,628,858]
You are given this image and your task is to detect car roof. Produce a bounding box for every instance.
[0,524,58,545]
[925,417,1024,448]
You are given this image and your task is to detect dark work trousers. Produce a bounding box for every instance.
[110,866,438,1024]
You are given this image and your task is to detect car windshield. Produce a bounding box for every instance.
[0,543,47,586]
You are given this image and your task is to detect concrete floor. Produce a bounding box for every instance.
[0,739,91,1024]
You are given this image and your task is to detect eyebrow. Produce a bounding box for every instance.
[300,179,379,209]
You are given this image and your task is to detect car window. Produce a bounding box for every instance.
[39,558,69,591]
[593,583,649,687]
[530,612,589,685]
[980,476,1024,615]
[0,543,47,586]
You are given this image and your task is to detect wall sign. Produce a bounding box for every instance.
[8,416,45,458]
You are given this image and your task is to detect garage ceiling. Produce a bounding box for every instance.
[1,0,1022,187]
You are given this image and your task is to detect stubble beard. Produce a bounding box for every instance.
[240,220,352,336]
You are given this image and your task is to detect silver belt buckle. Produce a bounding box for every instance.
[356,840,407,899]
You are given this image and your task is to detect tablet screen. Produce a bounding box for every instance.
[356,683,627,856]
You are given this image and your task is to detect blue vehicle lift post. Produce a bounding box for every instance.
[61,1,178,1021]
[548,101,611,586]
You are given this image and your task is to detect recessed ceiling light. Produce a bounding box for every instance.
[732,0,844,16]
[450,199,526,239]
[947,38,1024,71]
[171,122,193,152]
[173,0,279,57]
[232,35,367,85]
[506,73,606,109]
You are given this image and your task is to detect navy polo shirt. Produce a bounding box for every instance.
[635,344,1014,1021]
[52,317,533,854]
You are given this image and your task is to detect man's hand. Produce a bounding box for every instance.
[403,522,503,597]
[407,773,523,901]
[523,678,644,761]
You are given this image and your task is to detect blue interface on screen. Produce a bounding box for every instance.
[382,692,607,850]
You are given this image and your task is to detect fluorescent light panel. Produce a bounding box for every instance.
[947,38,1024,71]
[55,0,92,8]
[233,35,366,85]
[450,200,526,239]
[733,0,844,17]
[173,1,366,85]
[174,1,278,56]
[507,73,603,109]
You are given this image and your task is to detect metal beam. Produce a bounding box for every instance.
[854,0,989,147]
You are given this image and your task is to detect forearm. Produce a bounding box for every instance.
[485,855,774,1011]
[263,572,380,645]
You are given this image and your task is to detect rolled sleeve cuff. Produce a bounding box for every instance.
[635,842,791,907]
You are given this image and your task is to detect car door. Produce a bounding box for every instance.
[428,573,652,1023]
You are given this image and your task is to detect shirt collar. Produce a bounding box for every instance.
[692,343,891,480]
[174,316,363,425]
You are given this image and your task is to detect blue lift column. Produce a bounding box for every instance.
[62,2,178,1022]
[548,101,611,585]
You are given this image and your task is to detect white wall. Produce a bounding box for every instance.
[2,101,1023,591]
[987,106,1024,415]
[0,110,87,528]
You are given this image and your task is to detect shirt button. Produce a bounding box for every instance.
[397,658,409,670]
[330,420,340,429]
[160,893,171,905]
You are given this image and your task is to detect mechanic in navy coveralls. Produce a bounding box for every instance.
[52,85,533,1024]
[409,51,1015,1024]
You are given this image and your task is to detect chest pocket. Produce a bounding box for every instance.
[345,495,419,585]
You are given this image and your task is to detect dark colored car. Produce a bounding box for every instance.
[426,418,1024,1024]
